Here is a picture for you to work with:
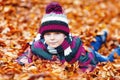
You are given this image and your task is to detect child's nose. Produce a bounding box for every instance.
[50,34,55,40]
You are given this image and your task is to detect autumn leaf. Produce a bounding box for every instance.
[0,0,120,80]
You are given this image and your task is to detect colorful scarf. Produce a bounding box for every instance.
[31,35,83,63]
[31,35,98,72]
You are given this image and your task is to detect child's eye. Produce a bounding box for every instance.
[45,33,51,35]
[55,32,61,34]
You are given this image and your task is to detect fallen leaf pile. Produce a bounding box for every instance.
[0,0,120,80]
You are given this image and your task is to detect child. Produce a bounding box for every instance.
[17,2,120,72]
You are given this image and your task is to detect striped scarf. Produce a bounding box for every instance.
[31,36,84,63]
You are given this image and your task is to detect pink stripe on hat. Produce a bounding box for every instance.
[39,24,69,35]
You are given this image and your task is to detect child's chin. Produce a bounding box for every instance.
[50,45,59,48]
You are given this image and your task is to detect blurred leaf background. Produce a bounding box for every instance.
[0,0,120,80]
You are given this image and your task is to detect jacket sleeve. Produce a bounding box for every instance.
[78,50,98,72]
[65,37,98,72]
[16,46,33,66]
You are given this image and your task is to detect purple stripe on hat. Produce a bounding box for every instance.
[34,41,45,49]
[69,45,86,64]
[39,24,69,34]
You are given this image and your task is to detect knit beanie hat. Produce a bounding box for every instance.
[39,2,70,38]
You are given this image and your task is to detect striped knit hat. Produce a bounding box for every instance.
[39,2,70,37]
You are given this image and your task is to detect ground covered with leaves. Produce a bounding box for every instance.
[0,0,120,80]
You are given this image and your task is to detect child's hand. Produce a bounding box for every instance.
[16,56,29,66]
[19,56,30,64]
[16,54,32,66]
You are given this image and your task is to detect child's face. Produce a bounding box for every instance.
[44,32,66,48]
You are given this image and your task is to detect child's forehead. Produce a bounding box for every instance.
[45,31,62,34]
